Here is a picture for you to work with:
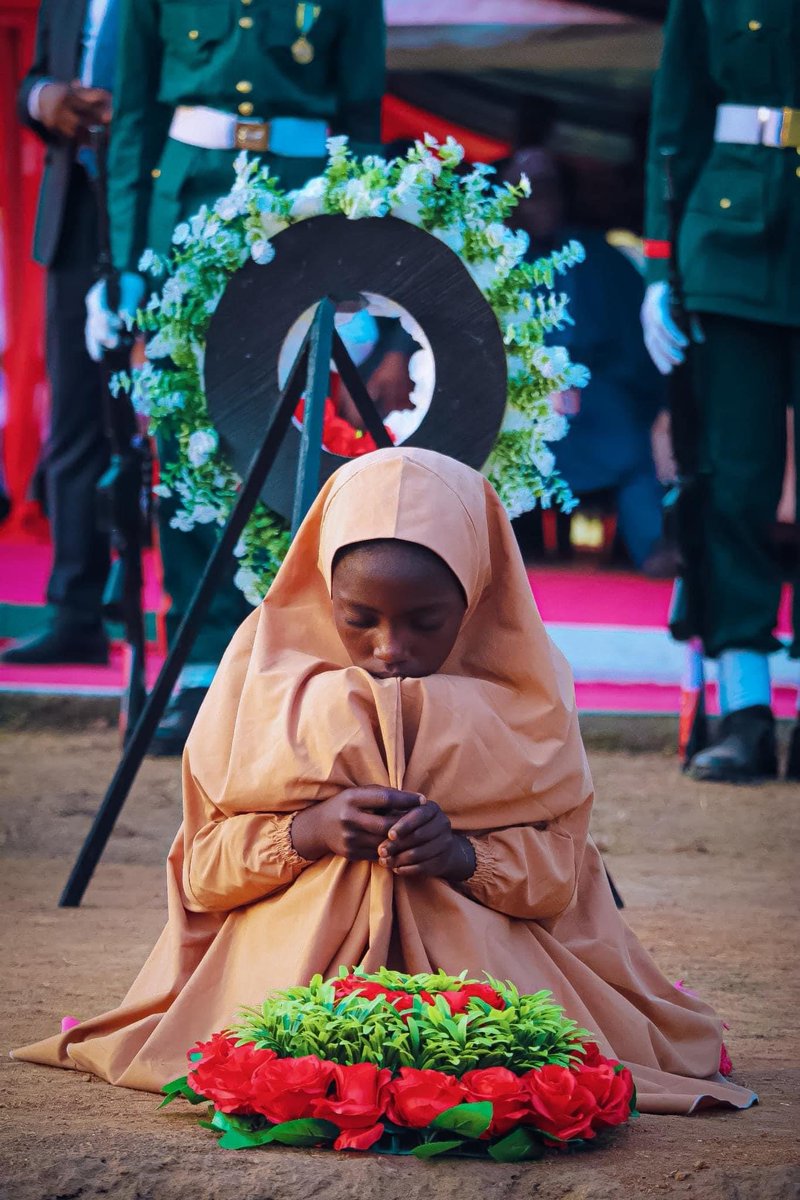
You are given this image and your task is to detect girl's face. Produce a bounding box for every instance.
[331,540,467,679]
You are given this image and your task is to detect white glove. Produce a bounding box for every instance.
[85,272,146,362]
[641,281,689,376]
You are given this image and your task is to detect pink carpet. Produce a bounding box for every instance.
[0,541,795,716]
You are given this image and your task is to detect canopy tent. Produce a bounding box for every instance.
[385,0,663,73]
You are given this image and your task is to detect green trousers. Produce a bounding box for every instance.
[691,313,799,660]
[148,141,326,665]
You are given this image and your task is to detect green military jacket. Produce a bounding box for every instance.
[645,0,800,325]
[108,0,385,271]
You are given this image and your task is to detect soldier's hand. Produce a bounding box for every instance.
[85,273,146,362]
[38,82,112,140]
[641,281,689,375]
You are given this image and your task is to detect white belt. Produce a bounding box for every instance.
[168,106,329,156]
[714,103,800,148]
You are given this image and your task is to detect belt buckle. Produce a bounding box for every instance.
[234,119,270,153]
[779,107,800,148]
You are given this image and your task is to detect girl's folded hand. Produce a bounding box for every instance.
[378,800,476,881]
[291,787,421,862]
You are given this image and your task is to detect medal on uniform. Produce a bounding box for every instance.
[292,3,320,63]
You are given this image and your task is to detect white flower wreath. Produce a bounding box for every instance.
[123,135,588,605]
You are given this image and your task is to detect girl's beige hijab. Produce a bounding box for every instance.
[13,448,755,1115]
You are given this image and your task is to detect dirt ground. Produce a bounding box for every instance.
[0,718,798,1200]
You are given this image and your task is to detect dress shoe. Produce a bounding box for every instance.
[687,705,778,784]
[786,720,800,782]
[148,686,208,757]
[0,623,109,666]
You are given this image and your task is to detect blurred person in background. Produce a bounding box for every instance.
[2,0,119,667]
[506,147,672,578]
[642,0,799,782]
[84,0,386,754]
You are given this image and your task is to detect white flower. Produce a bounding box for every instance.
[145,330,177,360]
[518,172,531,198]
[170,510,194,532]
[250,239,276,265]
[234,566,264,607]
[503,485,536,521]
[532,345,571,380]
[138,248,166,277]
[288,177,327,219]
[153,483,172,498]
[505,353,526,377]
[532,444,556,477]
[172,223,190,246]
[192,503,219,525]
[340,177,387,220]
[563,362,591,388]
[501,408,529,434]
[187,429,218,468]
[161,274,188,308]
[389,178,423,224]
[537,409,568,442]
[439,136,465,167]
[326,134,349,159]
[259,210,288,238]
[215,191,249,221]
[233,536,247,559]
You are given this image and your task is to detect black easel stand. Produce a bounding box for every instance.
[60,299,391,907]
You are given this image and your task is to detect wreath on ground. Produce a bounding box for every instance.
[162,968,637,1160]
[122,136,588,604]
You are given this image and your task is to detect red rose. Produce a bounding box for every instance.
[574,1041,622,1071]
[523,1065,599,1143]
[188,1040,277,1114]
[719,1042,733,1076]
[333,974,389,1003]
[574,1063,635,1130]
[461,1067,530,1137]
[334,1123,385,1152]
[250,1055,334,1124]
[385,1068,466,1128]
[461,983,505,1010]
[313,1063,392,1130]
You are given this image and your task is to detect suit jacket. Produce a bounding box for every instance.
[18,0,88,268]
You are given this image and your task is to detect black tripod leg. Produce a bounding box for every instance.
[59,341,311,907]
[331,332,393,449]
[605,866,624,910]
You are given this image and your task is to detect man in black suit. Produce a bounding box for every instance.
[2,0,116,665]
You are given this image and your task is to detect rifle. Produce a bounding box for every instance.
[86,124,153,741]
[659,149,709,763]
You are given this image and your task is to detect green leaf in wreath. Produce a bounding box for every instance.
[159,1076,206,1108]
[218,1127,275,1150]
[411,1139,466,1159]
[432,1102,493,1138]
[264,1119,339,1146]
[488,1128,545,1162]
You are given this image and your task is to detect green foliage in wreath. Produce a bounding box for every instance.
[117,135,588,604]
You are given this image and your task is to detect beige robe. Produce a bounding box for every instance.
[13,448,756,1115]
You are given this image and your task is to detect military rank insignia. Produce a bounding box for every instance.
[292,3,321,63]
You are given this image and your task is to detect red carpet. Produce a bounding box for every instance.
[0,540,795,717]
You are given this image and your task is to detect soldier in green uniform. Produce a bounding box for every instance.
[86,0,386,753]
[641,0,800,782]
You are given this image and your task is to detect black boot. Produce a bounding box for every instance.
[0,622,108,666]
[786,719,800,782]
[688,705,778,783]
[148,687,208,757]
